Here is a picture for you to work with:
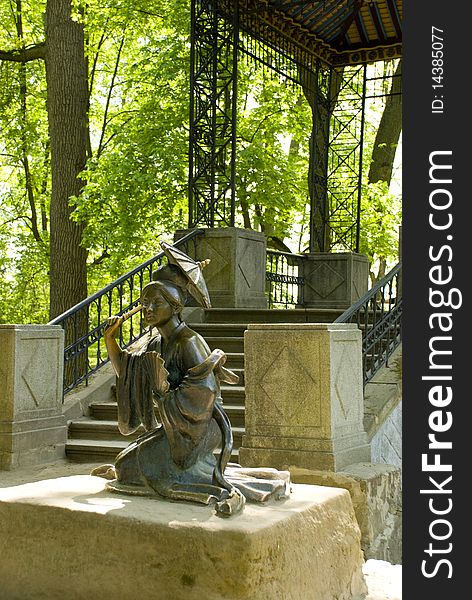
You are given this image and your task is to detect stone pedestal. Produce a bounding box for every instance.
[0,325,67,470]
[239,323,370,472]
[290,463,402,565]
[0,476,367,600]
[175,227,267,308]
[300,252,369,309]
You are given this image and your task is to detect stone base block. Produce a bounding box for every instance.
[0,414,66,470]
[300,252,369,309]
[0,477,367,600]
[290,463,402,565]
[242,323,370,474]
[239,439,371,473]
[0,324,66,471]
[175,228,267,309]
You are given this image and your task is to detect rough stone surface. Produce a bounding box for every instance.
[300,252,369,309]
[0,477,366,600]
[0,325,67,470]
[371,403,402,470]
[290,463,402,564]
[175,227,267,308]
[365,346,402,471]
[240,323,370,472]
[364,346,402,441]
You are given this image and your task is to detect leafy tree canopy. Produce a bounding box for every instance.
[0,0,401,323]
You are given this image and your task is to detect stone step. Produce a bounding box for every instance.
[89,402,124,421]
[65,438,129,461]
[69,419,143,442]
[223,352,245,369]
[69,418,245,446]
[221,386,245,405]
[65,438,240,463]
[202,307,344,323]
[222,404,246,427]
[190,323,248,337]
[204,336,244,353]
[230,368,245,385]
[89,388,245,422]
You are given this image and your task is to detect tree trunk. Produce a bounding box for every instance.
[368,60,402,284]
[368,60,402,185]
[301,66,344,252]
[45,0,88,320]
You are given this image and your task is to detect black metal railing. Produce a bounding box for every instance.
[49,229,204,395]
[266,250,305,308]
[335,262,402,386]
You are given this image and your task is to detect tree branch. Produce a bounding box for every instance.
[88,250,111,266]
[0,42,45,62]
[97,33,126,158]
[249,110,284,144]
[98,115,134,155]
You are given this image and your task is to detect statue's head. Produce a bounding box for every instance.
[141,268,186,327]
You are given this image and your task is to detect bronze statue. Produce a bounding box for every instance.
[93,242,290,516]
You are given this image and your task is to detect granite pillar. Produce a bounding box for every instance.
[239,323,370,472]
[175,227,267,308]
[0,325,67,470]
[300,252,369,309]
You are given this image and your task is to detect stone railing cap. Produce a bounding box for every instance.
[0,324,63,330]
[246,323,359,331]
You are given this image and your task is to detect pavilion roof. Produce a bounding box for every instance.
[237,0,402,66]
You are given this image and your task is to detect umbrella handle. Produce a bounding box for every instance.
[198,259,211,269]
[121,303,143,322]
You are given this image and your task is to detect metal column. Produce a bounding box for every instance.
[189,0,239,227]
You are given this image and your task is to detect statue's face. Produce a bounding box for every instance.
[142,287,174,328]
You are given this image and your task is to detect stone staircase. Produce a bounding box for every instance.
[65,308,343,463]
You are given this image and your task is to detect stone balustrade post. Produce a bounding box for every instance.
[0,325,67,470]
[175,227,267,308]
[299,252,369,309]
[239,323,370,472]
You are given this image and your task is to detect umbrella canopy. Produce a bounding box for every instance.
[160,241,212,309]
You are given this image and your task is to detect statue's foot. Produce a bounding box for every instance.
[91,464,116,480]
[216,488,245,517]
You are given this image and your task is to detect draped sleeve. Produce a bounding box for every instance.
[115,326,238,470]
[115,335,160,435]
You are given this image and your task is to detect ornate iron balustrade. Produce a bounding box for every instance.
[335,262,402,386]
[266,249,305,308]
[49,230,204,396]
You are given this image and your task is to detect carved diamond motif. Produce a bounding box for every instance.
[20,340,58,408]
[259,345,320,424]
[307,263,345,299]
[333,343,361,422]
[238,242,256,290]
[200,239,229,285]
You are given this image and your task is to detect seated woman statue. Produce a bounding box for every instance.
[94,243,290,516]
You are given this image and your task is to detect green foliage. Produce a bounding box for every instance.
[0,1,401,323]
[72,1,191,283]
[235,64,311,247]
[0,0,49,323]
[359,180,401,272]
[360,61,402,279]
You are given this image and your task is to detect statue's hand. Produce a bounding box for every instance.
[105,315,123,338]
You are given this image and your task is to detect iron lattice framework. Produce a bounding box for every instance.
[189,0,402,250]
[189,0,239,227]
[323,64,366,252]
